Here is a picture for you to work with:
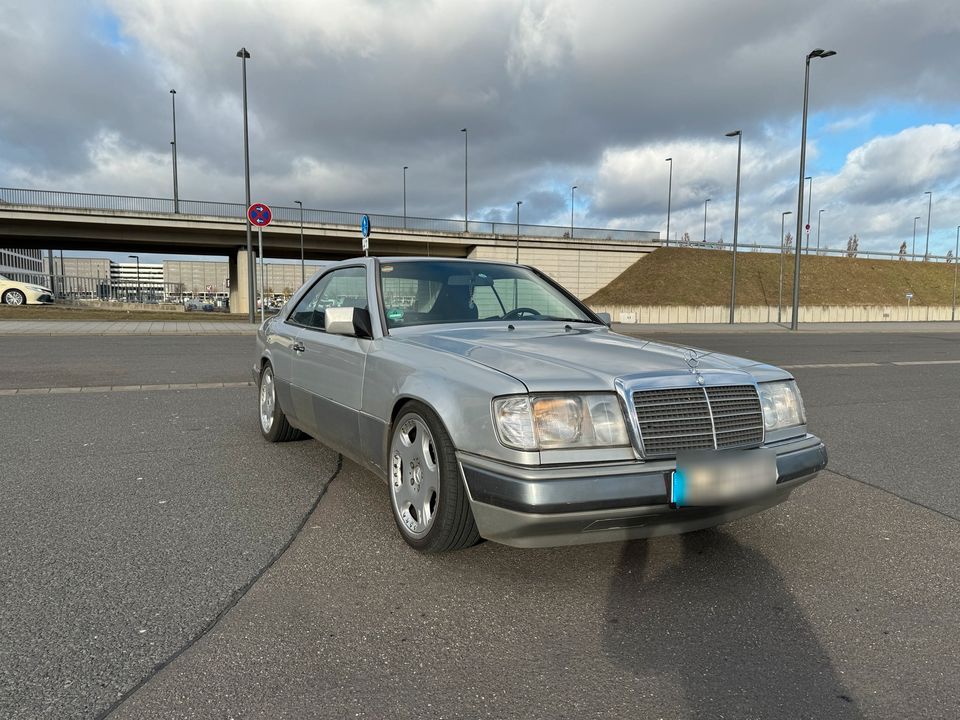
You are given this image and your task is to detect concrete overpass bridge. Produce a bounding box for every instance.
[0,187,661,310]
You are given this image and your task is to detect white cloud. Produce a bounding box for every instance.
[506,0,575,80]
[824,112,875,133]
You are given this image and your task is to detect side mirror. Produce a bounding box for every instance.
[325,306,373,338]
[596,312,612,327]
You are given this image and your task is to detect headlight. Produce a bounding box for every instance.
[28,285,47,293]
[758,380,806,431]
[493,393,630,450]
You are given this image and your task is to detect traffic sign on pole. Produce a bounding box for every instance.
[805,223,811,231]
[361,214,370,256]
[248,203,273,227]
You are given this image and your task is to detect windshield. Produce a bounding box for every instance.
[379,260,595,329]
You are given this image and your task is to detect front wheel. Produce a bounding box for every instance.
[3,289,26,306]
[258,363,304,442]
[389,401,480,552]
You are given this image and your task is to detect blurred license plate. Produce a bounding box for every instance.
[671,449,777,507]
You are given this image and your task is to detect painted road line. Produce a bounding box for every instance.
[0,382,254,396]
[781,362,882,369]
[891,359,960,366]
[783,359,960,369]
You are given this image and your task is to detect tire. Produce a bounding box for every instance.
[388,401,480,552]
[3,289,26,306]
[258,363,305,442]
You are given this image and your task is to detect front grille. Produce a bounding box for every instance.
[632,384,764,458]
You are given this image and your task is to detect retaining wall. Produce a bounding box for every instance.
[589,304,958,324]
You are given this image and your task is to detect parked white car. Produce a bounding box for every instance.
[0,275,54,305]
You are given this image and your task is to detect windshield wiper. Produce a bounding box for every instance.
[542,316,599,323]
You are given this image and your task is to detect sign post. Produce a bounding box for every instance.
[247,203,273,322]
[361,214,371,257]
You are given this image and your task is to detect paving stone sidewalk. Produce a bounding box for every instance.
[0,320,258,335]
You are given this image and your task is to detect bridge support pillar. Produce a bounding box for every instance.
[229,248,255,316]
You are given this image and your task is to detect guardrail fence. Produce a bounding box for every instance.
[0,187,659,244]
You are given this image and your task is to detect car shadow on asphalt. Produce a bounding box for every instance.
[602,530,864,719]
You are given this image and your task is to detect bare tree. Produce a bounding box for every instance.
[947,250,955,264]
[898,241,908,261]
[846,234,859,258]
[681,232,691,246]
[783,233,793,255]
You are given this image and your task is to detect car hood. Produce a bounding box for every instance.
[393,323,789,392]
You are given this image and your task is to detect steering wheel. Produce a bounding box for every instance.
[501,307,541,320]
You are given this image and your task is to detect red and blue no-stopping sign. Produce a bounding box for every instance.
[247,202,272,226]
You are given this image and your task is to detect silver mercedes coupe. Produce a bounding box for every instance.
[254,257,827,552]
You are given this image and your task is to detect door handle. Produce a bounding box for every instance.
[292,341,305,353]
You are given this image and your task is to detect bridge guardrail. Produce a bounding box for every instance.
[0,187,659,244]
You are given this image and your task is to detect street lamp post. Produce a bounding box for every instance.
[703,198,711,243]
[817,209,825,253]
[804,176,812,253]
[403,166,408,229]
[515,201,523,263]
[461,128,468,232]
[570,185,577,239]
[913,216,921,260]
[665,157,673,247]
[294,200,304,286]
[953,225,959,321]
[170,89,179,214]
[726,130,742,324]
[236,47,255,323]
[129,255,141,304]
[924,191,932,260]
[778,211,792,323]
[791,48,836,331]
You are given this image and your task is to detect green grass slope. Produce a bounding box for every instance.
[587,247,959,307]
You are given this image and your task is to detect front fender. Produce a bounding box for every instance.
[361,339,532,471]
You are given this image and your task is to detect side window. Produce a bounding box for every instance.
[289,266,367,330]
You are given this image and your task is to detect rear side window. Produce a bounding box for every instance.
[289,266,367,330]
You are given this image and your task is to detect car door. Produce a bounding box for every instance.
[287,265,371,454]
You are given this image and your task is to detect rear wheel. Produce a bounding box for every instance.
[258,363,304,442]
[3,289,26,306]
[389,401,480,552]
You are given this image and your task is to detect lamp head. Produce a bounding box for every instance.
[236,48,250,59]
[725,130,741,137]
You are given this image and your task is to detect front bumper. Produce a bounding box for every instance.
[458,434,827,548]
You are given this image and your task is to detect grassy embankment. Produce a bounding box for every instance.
[587,247,959,307]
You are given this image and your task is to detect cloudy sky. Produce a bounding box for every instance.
[2,0,960,259]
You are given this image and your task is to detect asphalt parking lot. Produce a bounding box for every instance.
[2,330,959,719]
